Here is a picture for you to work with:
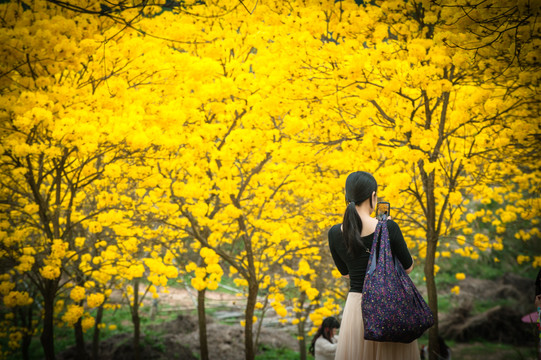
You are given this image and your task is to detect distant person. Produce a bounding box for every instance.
[328,171,419,359]
[535,270,541,360]
[309,316,340,360]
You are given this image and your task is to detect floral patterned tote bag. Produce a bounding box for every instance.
[362,220,434,343]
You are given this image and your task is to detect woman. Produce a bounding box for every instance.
[309,316,340,360]
[328,171,420,360]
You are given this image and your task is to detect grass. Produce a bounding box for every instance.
[5,301,185,360]
[256,344,311,360]
[6,254,538,360]
[449,340,537,360]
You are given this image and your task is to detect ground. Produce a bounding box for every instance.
[59,274,539,360]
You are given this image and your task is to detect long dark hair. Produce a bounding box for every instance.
[342,171,377,255]
[309,316,340,356]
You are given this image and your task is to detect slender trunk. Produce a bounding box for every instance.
[296,293,307,360]
[297,320,307,360]
[254,297,268,351]
[20,305,33,360]
[244,281,258,360]
[132,279,141,360]
[74,317,88,360]
[421,169,441,360]
[92,305,104,360]
[197,288,209,360]
[22,332,31,360]
[425,229,440,360]
[40,280,57,360]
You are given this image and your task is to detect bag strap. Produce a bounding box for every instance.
[367,221,383,275]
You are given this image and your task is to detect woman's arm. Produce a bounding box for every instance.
[328,226,349,277]
[404,259,414,274]
[388,220,414,271]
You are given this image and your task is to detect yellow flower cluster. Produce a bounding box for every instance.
[15,255,35,273]
[0,282,15,296]
[517,255,531,265]
[454,247,479,260]
[70,286,85,302]
[9,331,22,350]
[308,301,340,336]
[39,265,61,280]
[144,258,179,287]
[3,291,33,308]
[473,234,490,251]
[186,247,223,291]
[81,316,95,332]
[62,305,84,326]
[87,293,105,308]
[293,278,319,301]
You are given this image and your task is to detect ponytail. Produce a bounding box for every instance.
[342,171,377,255]
[343,201,368,254]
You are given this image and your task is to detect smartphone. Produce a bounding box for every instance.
[376,202,390,221]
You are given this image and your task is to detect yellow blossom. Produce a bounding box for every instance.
[62,305,84,326]
[87,293,105,308]
[39,265,60,280]
[70,286,86,302]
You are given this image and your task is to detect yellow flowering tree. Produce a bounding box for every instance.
[0,1,180,359]
[282,1,540,357]
[110,4,329,360]
[1,1,538,360]
[0,0,127,353]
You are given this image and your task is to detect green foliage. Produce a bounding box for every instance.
[256,345,304,360]
[449,341,537,360]
[471,299,516,315]
[4,302,183,360]
[5,324,74,360]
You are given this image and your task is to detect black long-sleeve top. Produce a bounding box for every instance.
[328,219,413,293]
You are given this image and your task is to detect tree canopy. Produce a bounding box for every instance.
[0,0,539,359]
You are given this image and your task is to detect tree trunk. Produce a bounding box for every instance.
[92,305,104,360]
[421,167,441,360]
[132,279,141,360]
[425,229,440,360]
[296,293,307,360]
[20,305,33,360]
[244,281,259,360]
[40,279,57,360]
[74,316,88,360]
[297,319,307,360]
[254,298,266,352]
[197,288,209,360]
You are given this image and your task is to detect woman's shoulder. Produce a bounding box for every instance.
[386,219,401,231]
[328,224,342,236]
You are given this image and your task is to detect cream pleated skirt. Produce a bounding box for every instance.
[334,292,420,360]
